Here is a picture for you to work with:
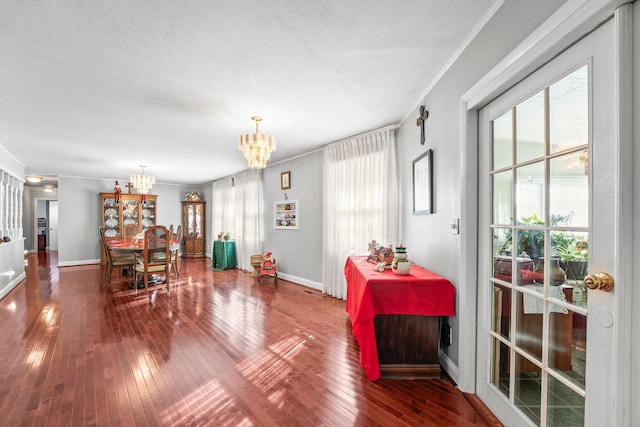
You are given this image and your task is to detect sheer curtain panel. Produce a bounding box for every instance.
[211,177,234,245]
[322,127,399,299]
[233,170,263,271]
[210,170,262,272]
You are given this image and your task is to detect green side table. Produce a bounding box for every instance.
[212,240,237,270]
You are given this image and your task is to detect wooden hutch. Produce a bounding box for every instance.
[100,192,157,263]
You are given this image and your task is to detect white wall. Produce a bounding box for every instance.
[55,176,191,266]
[262,151,323,289]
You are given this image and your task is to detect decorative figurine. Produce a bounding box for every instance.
[367,240,395,267]
[113,180,122,203]
[392,242,411,275]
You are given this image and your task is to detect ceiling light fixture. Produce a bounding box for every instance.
[239,116,276,169]
[43,185,55,193]
[26,176,43,183]
[130,165,155,201]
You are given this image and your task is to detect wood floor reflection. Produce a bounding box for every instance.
[0,252,500,426]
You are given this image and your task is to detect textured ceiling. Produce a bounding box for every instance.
[1,0,500,186]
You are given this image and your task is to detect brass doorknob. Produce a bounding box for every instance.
[583,272,614,292]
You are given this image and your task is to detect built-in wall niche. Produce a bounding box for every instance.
[274,200,298,229]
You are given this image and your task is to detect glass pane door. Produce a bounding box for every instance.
[195,204,202,238]
[490,65,589,426]
[187,204,195,237]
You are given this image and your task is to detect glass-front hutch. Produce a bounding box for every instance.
[182,201,205,258]
[100,192,157,263]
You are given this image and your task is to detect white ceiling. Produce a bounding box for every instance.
[1,0,500,187]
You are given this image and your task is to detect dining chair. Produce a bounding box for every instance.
[123,223,140,242]
[170,224,182,277]
[99,226,136,287]
[134,225,172,297]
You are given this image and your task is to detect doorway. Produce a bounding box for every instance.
[35,199,58,252]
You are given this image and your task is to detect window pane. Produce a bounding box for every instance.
[516,162,545,224]
[516,91,545,163]
[516,227,545,265]
[550,65,588,154]
[549,304,586,390]
[492,283,511,339]
[493,109,513,169]
[515,288,543,363]
[491,337,510,398]
[547,375,585,426]
[493,227,512,257]
[493,170,513,226]
[550,150,588,227]
[515,353,541,426]
[551,231,588,306]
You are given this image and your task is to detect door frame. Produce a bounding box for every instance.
[456,0,633,424]
[32,196,58,252]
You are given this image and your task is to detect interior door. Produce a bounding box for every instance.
[476,15,625,427]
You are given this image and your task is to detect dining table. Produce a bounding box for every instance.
[108,239,181,253]
[108,239,180,288]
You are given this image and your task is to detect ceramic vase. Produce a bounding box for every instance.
[533,257,566,286]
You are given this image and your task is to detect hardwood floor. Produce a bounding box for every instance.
[0,252,501,426]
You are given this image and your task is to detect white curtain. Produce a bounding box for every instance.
[322,127,399,299]
[210,170,262,271]
[211,177,234,241]
[233,170,263,271]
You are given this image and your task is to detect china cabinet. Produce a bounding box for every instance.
[182,201,205,258]
[100,192,157,263]
[274,200,298,229]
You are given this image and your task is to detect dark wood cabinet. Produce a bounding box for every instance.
[374,314,441,379]
[182,201,205,258]
[38,234,46,251]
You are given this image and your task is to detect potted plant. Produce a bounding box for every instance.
[555,237,588,280]
[500,214,545,258]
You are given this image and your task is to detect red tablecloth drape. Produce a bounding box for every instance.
[344,256,455,380]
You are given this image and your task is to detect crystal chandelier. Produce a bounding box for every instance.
[239,116,276,169]
[130,165,155,196]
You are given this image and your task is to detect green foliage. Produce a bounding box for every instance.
[555,236,588,263]
[500,215,587,262]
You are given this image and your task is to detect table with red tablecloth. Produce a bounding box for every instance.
[344,256,455,380]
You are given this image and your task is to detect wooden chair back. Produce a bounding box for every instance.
[123,223,140,242]
[135,225,171,296]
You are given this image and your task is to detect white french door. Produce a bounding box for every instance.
[476,11,630,427]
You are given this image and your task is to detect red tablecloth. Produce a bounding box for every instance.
[344,256,455,380]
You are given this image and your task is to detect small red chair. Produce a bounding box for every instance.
[258,252,277,286]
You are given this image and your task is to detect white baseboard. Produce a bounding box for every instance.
[276,272,322,291]
[0,272,27,300]
[58,259,101,267]
[439,349,459,385]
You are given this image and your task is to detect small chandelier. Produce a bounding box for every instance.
[239,116,276,169]
[130,165,155,199]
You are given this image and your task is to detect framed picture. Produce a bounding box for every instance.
[413,149,433,215]
[280,171,291,189]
